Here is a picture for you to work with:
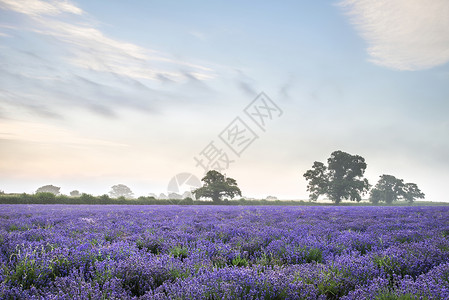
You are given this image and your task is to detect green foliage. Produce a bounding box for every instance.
[370,188,383,204]
[303,162,328,201]
[372,255,402,280]
[109,184,134,199]
[169,268,190,279]
[80,193,96,203]
[231,255,249,267]
[35,192,56,202]
[136,238,162,254]
[92,261,113,285]
[8,260,37,289]
[70,190,80,197]
[170,246,188,260]
[304,150,370,204]
[182,197,194,205]
[36,184,60,195]
[402,183,425,204]
[316,267,345,298]
[370,175,404,204]
[48,255,72,280]
[354,241,372,255]
[375,291,423,300]
[370,175,424,204]
[305,247,323,263]
[0,193,436,206]
[193,170,242,203]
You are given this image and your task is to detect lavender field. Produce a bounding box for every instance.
[1,205,449,299]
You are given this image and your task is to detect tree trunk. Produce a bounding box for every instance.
[334,195,342,205]
[212,191,221,203]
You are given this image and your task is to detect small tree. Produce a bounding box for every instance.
[70,190,80,197]
[168,192,182,199]
[109,184,134,199]
[370,175,425,204]
[36,185,60,195]
[303,150,370,204]
[193,170,242,203]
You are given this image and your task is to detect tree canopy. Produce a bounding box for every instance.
[402,183,425,203]
[370,174,424,204]
[36,185,60,195]
[303,150,370,204]
[109,184,134,199]
[193,170,242,203]
[70,190,80,197]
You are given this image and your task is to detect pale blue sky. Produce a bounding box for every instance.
[1,0,448,200]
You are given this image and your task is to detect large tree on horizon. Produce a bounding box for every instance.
[193,170,242,203]
[303,150,370,204]
[369,174,404,204]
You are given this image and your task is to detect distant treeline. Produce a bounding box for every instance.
[0,193,303,205]
[0,193,445,206]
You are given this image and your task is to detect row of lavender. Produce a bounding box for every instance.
[1,205,449,299]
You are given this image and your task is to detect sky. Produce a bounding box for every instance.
[0,0,448,201]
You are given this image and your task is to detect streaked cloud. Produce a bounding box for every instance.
[0,0,82,16]
[189,31,207,41]
[339,0,449,70]
[0,119,128,147]
[0,0,216,119]
[0,0,214,82]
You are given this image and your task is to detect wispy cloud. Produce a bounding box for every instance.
[189,31,207,41]
[0,0,216,119]
[339,0,449,71]
[0,0,82,16]
[0,119,128,147]
[0,0,214,81]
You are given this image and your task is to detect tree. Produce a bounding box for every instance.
[303,150,370,204]
[109,184,134,199]
[168,192,182,199]
[370,175,425,204]
[369,188,383,205]
[70,190,80,197]
[369,175,404,204]
[303,162,328,201]
[36,185,60,195]
[402,182,425,203]
[193,170,242,203]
